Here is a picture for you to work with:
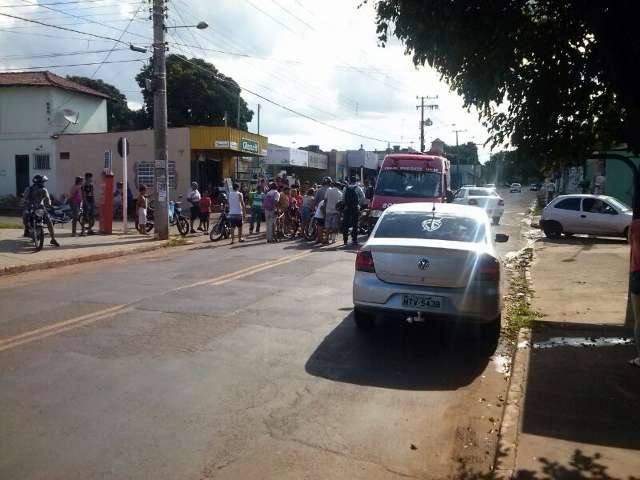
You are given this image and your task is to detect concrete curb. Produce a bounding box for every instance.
[493,328,531,479]
[0,242,167,277]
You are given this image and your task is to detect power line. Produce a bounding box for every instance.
[0,58,145,71]
[90,0,143,77]
[0,47,128,60]
[172,54,401,144]
[0,0,119,7]
[16,0,150,42]
[0,25,113,40]
[0,11,133,43]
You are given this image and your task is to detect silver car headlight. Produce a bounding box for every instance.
[370,209,383,218]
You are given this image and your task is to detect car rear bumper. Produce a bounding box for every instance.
[353,272,501,323]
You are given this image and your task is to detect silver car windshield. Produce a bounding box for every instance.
[607,197,631,212]
[375,212,486,243]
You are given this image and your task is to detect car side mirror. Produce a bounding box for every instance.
[495,233,509,243]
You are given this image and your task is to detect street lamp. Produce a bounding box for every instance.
[166,21,209,30]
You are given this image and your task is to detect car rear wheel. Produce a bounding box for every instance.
[353,308,375,330]
[543,221,563,239]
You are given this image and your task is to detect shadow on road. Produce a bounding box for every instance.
[520,323,640,451]
[305,313,498,391]
[540,236,627,246]
[457,447,639,479]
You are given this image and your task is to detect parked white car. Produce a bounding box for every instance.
[510,183,522,193]
[541,194,632,239]
[452,187,505,225]
[352,203,508,332]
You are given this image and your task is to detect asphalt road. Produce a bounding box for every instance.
[0,190,535,480]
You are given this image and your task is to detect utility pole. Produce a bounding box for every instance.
[237,93,241,128]
[416,96,438,152]
[452,127,467,147]
[257,103,261,135]
[152,0,169,240]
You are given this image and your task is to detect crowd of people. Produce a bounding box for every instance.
[180,176,373,246]
[20,171,375,248]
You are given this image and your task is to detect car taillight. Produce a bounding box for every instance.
[498,199,504,206]
[475,255,500,281]
[468,199,478,206]
[355,250,375,273]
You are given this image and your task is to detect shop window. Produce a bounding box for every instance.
[60,152,70,160]
[33,153,50,170]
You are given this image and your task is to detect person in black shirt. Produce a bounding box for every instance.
[24,175,60,246]
[82,172,96,234]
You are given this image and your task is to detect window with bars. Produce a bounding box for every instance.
[137,161,176,189]
[33,153,50,170]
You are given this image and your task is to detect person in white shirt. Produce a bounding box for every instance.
[227,183,246,244]
[324,182,343,239]
[187,182,202,233]
[314,198,328,244]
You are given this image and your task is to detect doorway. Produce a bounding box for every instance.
[15,155,29,196]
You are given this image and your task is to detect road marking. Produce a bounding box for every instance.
[0,250,314,353]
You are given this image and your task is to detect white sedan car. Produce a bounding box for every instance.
[510,183,522,193]
[352,203,508,332]
[541,194,632,239]
[452,186,505,225]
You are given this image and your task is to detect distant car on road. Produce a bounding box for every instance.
[452,186,505,225]
[529,183,539,191]
[485,183,496,188]
[352,202,508,333]
[510,183,522,193]
[541,194,632,239]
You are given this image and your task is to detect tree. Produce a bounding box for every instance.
[372,1,640,164]
[135,54,253,130]
[483,149,542,185]
[67,76,138,132]
[444,142,478,165]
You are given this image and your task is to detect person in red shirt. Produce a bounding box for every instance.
[629,218,640,367]
[199,191,212,234]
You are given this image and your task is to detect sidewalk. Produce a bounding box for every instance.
[508,235,640,479]
[0,218,212,275]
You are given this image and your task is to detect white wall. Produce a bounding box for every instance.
[0,86,107,196]
[0,137,57,196]
[50,89,107,134]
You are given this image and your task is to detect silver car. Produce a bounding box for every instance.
[541,194,632,239]
[352,203,508,330]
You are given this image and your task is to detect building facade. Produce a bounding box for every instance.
[0,71,109,197]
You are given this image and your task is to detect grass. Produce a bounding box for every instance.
[164,235,189,248]
[502,248,542,343]
[0,221,23,229]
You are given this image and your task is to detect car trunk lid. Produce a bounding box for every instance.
[367,238,487,288]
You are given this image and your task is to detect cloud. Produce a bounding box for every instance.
[0,0,494,162]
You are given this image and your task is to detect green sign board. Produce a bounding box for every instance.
[240,138,259,154]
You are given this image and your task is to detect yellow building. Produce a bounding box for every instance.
[189,126,268,190]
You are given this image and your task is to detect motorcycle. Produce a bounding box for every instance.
[209,210,231,241]
[303,216,318,241]
[169,197,189,236]
[25,205,46,251]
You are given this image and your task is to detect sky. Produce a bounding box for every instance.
[0,0,493,162]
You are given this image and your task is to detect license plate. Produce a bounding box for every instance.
[402,294,442,309]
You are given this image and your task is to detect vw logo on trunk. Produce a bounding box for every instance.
[417,258,431,270]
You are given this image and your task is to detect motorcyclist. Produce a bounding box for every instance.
[23,175,60,247]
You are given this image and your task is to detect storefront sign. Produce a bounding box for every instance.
[240,138,259,154]
[214,140,230,148]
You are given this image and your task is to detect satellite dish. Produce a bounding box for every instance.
[62,109,79,125]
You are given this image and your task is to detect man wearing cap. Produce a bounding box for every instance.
[187,182,202,234]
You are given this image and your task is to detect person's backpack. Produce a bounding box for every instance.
[344,186,358,209]
[263,191,276,211]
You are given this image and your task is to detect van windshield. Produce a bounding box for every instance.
[375,170,442,198]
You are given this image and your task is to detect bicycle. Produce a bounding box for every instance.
[209,210,231,241]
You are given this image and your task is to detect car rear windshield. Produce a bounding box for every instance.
[375,169,442,198]
[469,188,496,197]
[375,212,486,242]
